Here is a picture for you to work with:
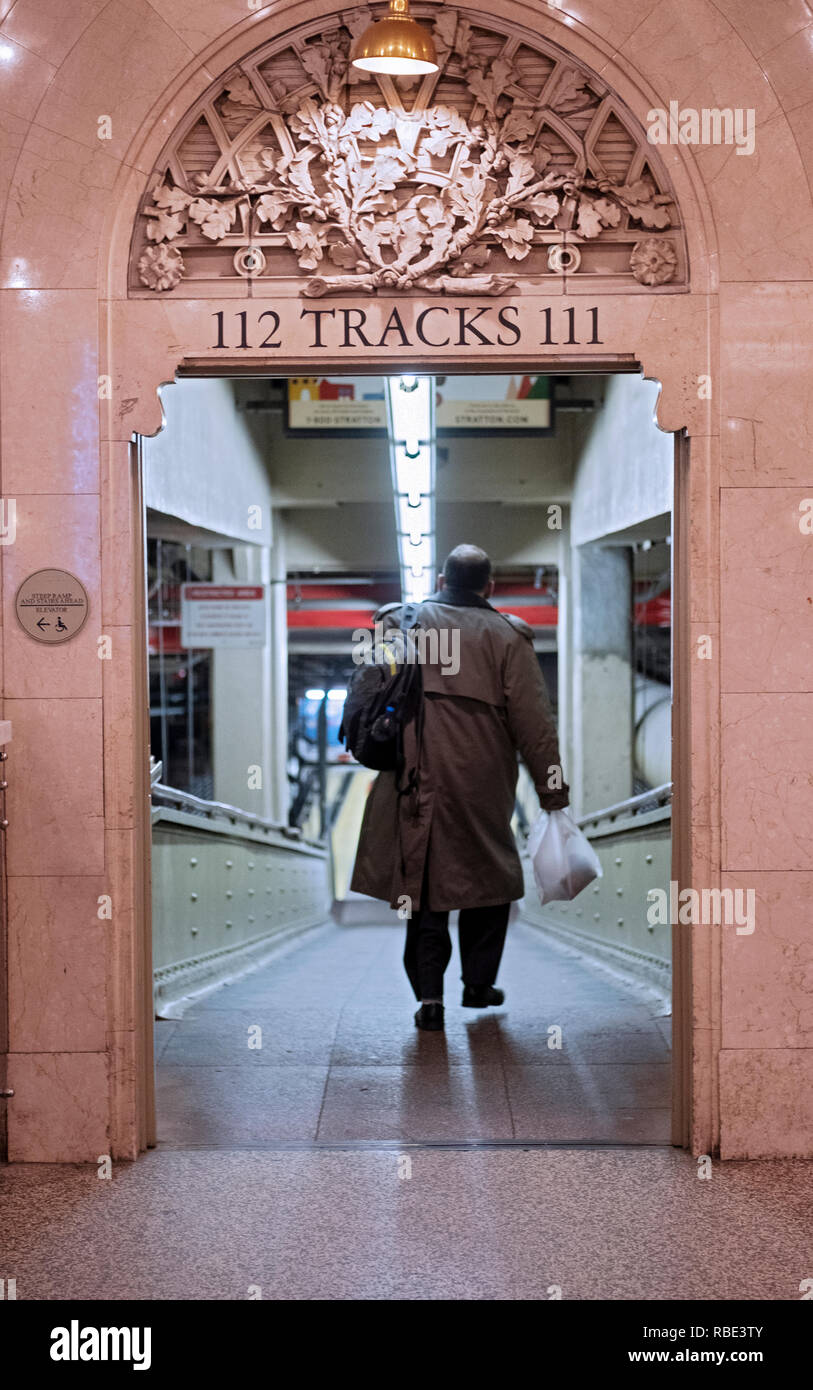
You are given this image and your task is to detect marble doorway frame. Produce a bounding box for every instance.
[99,2,718,1159]
[128,360,690,1152]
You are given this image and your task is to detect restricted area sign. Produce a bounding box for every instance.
[15,568,89,643]
[181,584,267,648]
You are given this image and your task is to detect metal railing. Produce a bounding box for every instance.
[153,777,673,845]
[523,780,674,985]
[577,781,672,832]
[152,782,305,841]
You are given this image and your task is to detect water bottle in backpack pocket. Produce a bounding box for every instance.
[339,607,423,771]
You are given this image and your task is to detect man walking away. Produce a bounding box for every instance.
[351,544,570,1030]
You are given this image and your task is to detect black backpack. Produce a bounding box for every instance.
[339,604,423,771]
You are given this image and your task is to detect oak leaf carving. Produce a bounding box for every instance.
[289,98,326,146]
[449,242,492,275]
[433,9,459,66]
[287,221,327,270]
[493,216,534,259]
[454,17,472,59]
[300,44,332,98]
[423,105,470,158]
[255,191,291,230]
[276,148,317,202]
[328,242,357,268]
[467,56,516,117]
[576,196,622,239]
[501,108,537,144]
[146,208,185,242]
[153,181,190,214]
[344,7,374,40]
[223,76,261,108]
[524,191,560,224]
[622,199,672,229]
[219,76,262,120]
[505,150,536,198]
[188,198,238,240]
[614,178,672,228]
[341,103,396,141]
[445,167,491,223]
[552,67,590,113]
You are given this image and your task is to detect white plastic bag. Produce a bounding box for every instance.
[527,808,603,904]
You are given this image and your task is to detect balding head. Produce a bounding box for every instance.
[442,544,493,595]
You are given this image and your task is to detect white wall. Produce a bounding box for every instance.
[570,375,673,546]
[144,378,273,546]
[559,374,673,814]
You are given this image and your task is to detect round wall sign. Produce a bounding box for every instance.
[15,569,90,644]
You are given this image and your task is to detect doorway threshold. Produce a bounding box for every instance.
[154,1137,675,1153]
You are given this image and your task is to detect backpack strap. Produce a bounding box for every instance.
[394,600,425,805]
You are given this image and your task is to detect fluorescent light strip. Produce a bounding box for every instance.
[385,375,436,604]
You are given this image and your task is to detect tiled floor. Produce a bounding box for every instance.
[155,919,672,1146]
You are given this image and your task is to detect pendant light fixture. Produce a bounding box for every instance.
[351,0,439,76]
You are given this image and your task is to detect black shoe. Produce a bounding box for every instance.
[462,985,505,1008]
[415,1002,444,1031]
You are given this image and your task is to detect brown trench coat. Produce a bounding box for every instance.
[350,588,570,912]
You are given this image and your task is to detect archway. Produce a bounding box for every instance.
[99,3,716,1158]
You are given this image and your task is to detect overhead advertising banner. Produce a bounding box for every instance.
[287,376,387,433]
[286,373,551,434]
[436,375,551,433]
[181,584,267,649]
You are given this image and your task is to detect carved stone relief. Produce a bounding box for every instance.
[130,5,686,295]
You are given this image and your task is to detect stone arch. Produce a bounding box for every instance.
[97,4,717,1162]
[99,3,722,445]
[126,7,689,300]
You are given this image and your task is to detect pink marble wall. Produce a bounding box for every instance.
[0,0,811,1160]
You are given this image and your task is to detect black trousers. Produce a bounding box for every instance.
[403,902,510,1001]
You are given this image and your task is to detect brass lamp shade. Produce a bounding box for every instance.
[351,0,439,75]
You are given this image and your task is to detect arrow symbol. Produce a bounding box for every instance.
[36,618,50,631]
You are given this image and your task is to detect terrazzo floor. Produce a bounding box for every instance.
[3,1145,811,1300]
[154,918,673,1146]
[3,922,811,1300]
